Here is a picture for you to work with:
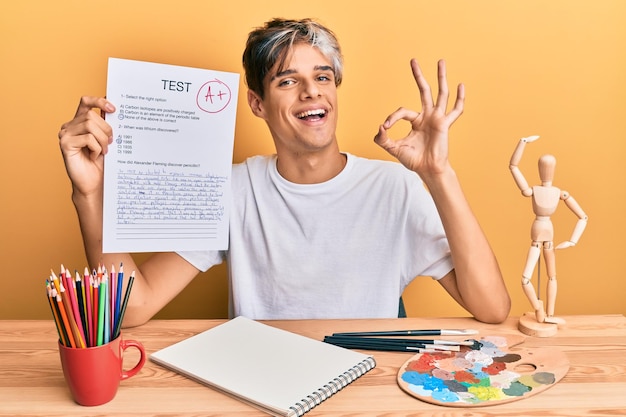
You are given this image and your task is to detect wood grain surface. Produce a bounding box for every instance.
[1,315,625,416]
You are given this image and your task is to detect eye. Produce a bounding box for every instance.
[317,74,333,82]
[278,78,295,87]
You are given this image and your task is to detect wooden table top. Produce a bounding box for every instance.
[1,315,625,416]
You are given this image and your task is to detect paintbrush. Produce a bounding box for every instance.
[325,335,475,347]
[324,335,483,352]
[331,329,478,337]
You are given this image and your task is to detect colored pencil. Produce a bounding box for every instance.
[51,288,70,346]
[115,263,124,330]
[109,265,116,337]
[49,269,61,295]
[44,263,134,348]
[91,268,97,345]
[55,292,76,348]
[104,271,110,344]
[46,282,66,346]
[93,277,100,346]
[59,280,85,348]
[67,270,87,348]
[97,274,106,346]
[113,271,135,339]
[74,271,89,347]
[83,268,93,347]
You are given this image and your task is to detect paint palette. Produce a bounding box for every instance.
[397,335,569,407]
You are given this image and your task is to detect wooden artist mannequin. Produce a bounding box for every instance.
[509,136,588,336]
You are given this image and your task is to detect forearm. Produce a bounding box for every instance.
[71,189,201,327]
[72,188,125,267]
[426,169,511,323]
[71,188,146,325]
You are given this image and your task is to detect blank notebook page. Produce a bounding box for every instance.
[150,316,375,416]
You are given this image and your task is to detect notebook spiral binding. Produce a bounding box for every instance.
[289,357,376,416]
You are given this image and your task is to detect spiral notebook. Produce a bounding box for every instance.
[150,316,376,416]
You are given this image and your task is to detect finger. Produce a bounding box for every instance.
[435,59,450,112]
[373,124,397,155]
[59,112,113,154]
[73,96,116,118]
[60,109,113,142]
[373,124,388,146]
[60,132,107,161]
[84,133,109,161]
[410,59,434,109]
[446,83,465,125]
[382,107,420,129]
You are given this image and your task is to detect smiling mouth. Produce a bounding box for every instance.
[295,109,327,120]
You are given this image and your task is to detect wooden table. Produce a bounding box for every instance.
[1,315,625,416]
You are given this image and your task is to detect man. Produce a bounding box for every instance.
[58,18,510,325]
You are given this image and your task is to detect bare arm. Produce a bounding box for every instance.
[374,60,510,323]
[427,170,510,324]
[58,96,201,327]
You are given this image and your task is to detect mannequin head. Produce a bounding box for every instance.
[538,154,556,185]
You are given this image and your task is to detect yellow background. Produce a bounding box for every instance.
[1,1,624,319]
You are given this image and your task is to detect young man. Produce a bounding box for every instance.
[58,18,510,325]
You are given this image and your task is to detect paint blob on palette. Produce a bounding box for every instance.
[397,335,569,407]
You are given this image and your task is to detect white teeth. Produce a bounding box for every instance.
[296,109,326,119]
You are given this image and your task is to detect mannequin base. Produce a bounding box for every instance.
[518,311,558,337]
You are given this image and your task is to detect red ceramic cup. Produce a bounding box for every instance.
[58,335,145,406]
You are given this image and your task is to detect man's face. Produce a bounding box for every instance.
[248,43,339,155]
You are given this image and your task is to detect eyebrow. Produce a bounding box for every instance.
[271,65,334,82]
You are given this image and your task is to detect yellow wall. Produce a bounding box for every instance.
[1,1,624,319]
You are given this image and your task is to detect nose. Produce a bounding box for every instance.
[300,79,321,99]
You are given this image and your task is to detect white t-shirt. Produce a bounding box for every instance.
[179,153,453,319]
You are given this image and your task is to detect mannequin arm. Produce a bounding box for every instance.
[555,191,588,249]
[509,136,539,196]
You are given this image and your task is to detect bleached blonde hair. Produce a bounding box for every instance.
[242,18,343,98]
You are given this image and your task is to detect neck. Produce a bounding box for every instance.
[276,149,347,184]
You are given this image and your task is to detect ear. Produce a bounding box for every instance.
[247,89,266,120]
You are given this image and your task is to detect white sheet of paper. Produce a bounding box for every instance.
[103,58,239,253]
